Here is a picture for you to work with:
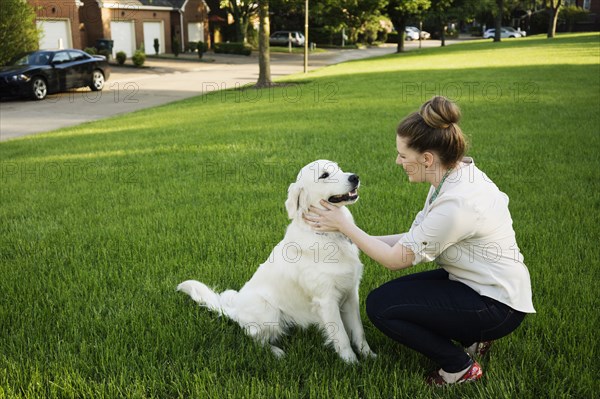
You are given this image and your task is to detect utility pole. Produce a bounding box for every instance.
[304,0,308,73]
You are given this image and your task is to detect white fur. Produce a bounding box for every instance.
[177,160,375,363]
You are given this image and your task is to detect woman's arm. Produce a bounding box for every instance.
[304,201,415,271]
[341,224,415,271]
[375,234,404,246]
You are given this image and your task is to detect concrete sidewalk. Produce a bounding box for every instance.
[0,40,464,141]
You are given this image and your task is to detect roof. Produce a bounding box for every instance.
[100,0,187,10]
[138,0,186,8]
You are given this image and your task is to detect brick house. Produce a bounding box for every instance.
[27,0,210,56]
[27,0,85,50]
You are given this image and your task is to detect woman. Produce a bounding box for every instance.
[304,96,535,385]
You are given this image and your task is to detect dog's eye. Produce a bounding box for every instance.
[319,172,330,179]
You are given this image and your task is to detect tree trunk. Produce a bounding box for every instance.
[440,20,446,47]
[547,4,561,37]
[256,0,272,88]
[494,0,503,42]
[241,15,250,44]
[230,3,247,43]
[395,18,406,53]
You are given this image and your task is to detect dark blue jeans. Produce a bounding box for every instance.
[366,268,526,372]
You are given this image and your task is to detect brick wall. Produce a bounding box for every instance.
[28,0,83,49]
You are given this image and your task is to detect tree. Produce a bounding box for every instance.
[544,0,562,38]
[427,0,454,47]
[387,0,431,53]
[256,0,272,87]
[340,0,389,44]
[0,0,40,65]
[494,0,503,42]
[220,0,258,43]
[271,0,387,46]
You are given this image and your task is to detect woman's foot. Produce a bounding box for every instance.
[465,341,493,358]
[426,361,483,386]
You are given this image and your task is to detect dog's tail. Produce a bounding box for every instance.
[177,280,237,317]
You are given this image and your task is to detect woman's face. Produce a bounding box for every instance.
[396,136,426,183]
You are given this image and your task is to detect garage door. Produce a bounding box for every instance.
[37,20,71,49]
[188,22,204,42]
[143,22,164,55]
[111,21,136,57]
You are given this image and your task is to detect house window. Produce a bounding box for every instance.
[583,0,591,10]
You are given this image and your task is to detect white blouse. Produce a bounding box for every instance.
[399,157,536,313]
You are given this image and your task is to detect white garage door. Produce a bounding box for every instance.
[37,20,71,49]
[143,22,164,55]
[188,22,204,42]
[111,21,136,57]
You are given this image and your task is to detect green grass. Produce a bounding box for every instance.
[1,33,599,398]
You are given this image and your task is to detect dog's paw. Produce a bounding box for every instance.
[358,343,377,359]
[270,345,286,359]
[340,349,359,364]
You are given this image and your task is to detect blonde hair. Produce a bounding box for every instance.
[397,96,468,168]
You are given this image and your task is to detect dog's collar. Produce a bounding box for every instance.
[315,231,353,244]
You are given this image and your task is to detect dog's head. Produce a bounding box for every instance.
[285,160,360,219]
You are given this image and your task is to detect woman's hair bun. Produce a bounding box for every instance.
[419,96,461,129]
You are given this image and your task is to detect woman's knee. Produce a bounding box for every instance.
[365,288,384,323]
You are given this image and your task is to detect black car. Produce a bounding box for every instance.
[0,49,111,100]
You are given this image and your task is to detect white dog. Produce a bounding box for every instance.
[177,160,375,363]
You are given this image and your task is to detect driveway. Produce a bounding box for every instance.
[0,40,463,141]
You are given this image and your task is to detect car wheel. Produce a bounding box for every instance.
[90,69,105,91]
[30,77,47,100]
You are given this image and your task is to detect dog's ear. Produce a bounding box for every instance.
[285,182,308,219]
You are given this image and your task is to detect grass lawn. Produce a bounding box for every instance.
[1,33,599,398]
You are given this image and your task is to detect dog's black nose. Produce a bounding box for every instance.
[349,174,359,184]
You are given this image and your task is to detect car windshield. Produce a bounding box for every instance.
[9,52,53,66]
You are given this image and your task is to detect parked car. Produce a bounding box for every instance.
[504,26,526,37]
[483,27,525,39]
[404,28,420,41]
[0,49,110,100]
[406,26,431,40]
[269,31,306,47]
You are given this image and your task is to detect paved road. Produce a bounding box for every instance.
[0,40,462,141]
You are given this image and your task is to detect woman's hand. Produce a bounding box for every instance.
[303,200,353,233]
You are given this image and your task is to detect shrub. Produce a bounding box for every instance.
[172,36,180,56]
[98,49,111,60]
[213,42,252,56]
[358,14,383,45]
[187,41,197,52]
[560,5,590,32]
[132,50,146,67]
[153,38,159,55]
[84,47,97,55]
[116,51,127,65]
[197,41,207,58]
[386,32,399,43]
[446,28,459,39]
[470,26,483,37]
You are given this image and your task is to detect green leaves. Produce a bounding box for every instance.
[0,0,40,65]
